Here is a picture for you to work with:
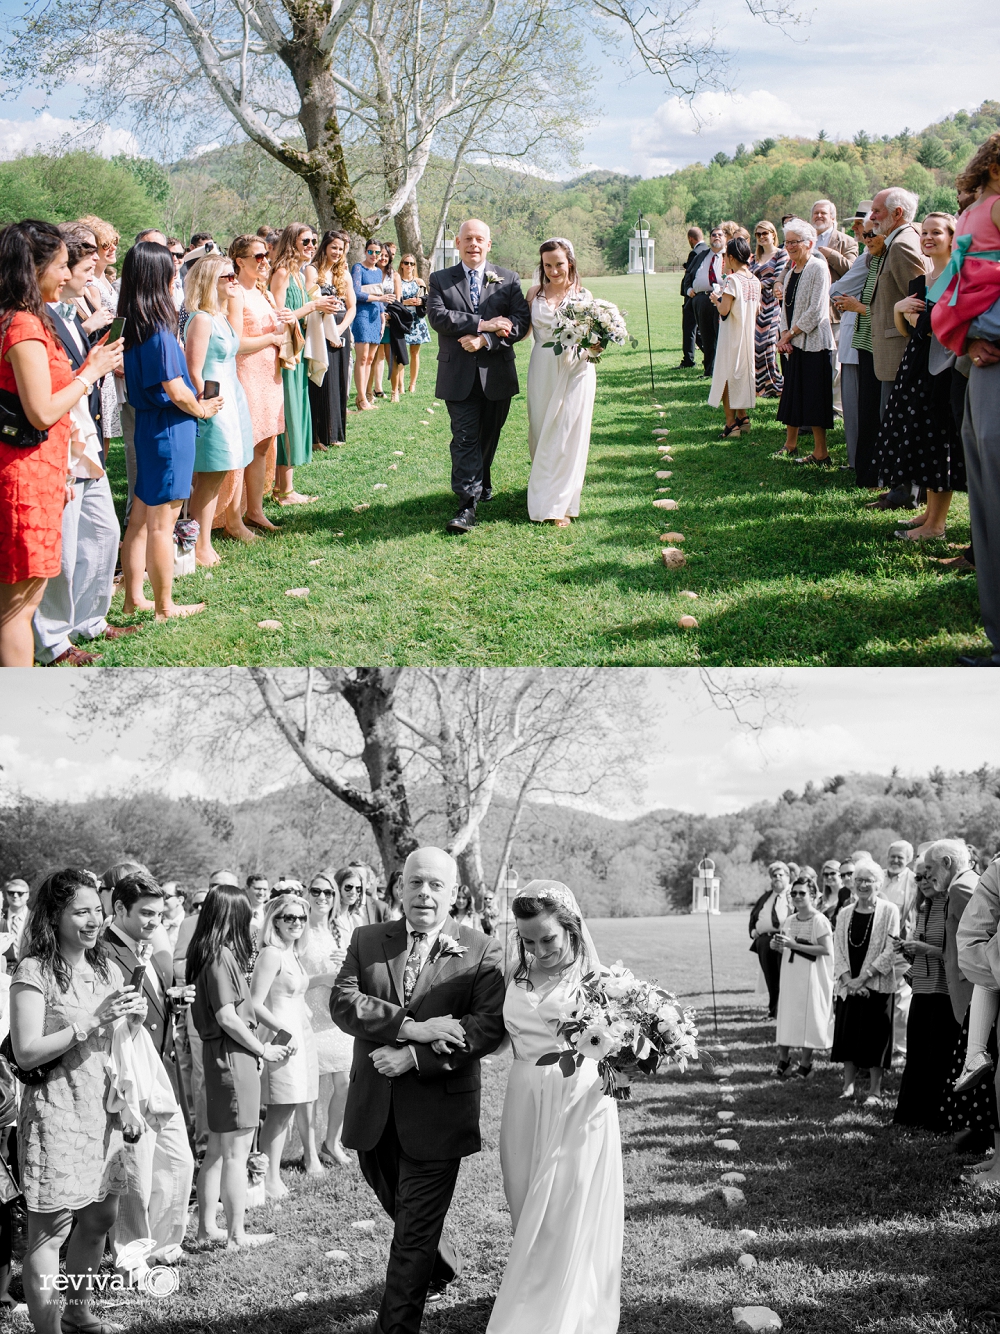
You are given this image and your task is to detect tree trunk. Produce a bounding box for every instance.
[341,669,419,873]
[456,829,486,901]
[395,188,428,280]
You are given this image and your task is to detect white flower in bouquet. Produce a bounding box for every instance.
[543,296,638,363]
[602,962,636,999]
[572,1025,619,1061]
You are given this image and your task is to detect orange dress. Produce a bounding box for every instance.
[0,312,73,583]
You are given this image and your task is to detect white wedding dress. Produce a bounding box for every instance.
[526,293,598,522]
[486,964,624,1334]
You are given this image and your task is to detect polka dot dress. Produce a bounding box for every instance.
[943,1011,999,1139]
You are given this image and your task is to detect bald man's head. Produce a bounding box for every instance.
[456,219,492,268]
[401,847,459,931]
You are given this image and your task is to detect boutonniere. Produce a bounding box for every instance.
[483,270,502,286]
[438,937,468,959]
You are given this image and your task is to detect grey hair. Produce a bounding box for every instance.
[883,188,919,222]
[782,218,817,247]
[812,199,836,219]
[888,840,914,863]
[923,839,972,872]
[853,858,885,889]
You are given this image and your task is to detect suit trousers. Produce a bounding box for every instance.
[110,1105,194,1266]
[681,297,698,364]
[692,293,719,374]
[755,934,782,1016]
[359,1105,462,1334]
[32,473,119,663]
[446,374,511,507]
[962,359,1000,658]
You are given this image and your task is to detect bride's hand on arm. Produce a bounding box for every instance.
[400,1016,467,1045]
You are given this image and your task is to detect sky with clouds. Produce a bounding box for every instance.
[1,670,993,820]
[0,0,996,178]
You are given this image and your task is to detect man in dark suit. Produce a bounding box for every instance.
[332,846,506,1334]
[427,219,532,533]
[687,226,726,377]
[103,871,194,1271]
[679,228,708,367]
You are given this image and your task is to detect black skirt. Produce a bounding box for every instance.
[893,993,961,1132]
[309,332,352,446]
[871,324,967,493]
[776,348,834,430]
[831,991,894,1069]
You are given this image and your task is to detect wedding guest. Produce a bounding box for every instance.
[894,840,976,1134]
[76,215,120,453]
[159,881,186,951]
[840,860,856,896]
[873,213,966,541]
[183,254,255,566]
[451,885,481,931]
[882,841,918,930]
[687,226,726,377]
[384,870,404,920]
[774,219,835,465]
[247,874,269,940]
[679,228,709,368]
[400,254,430,395]
[32,224,134,664]
[351,239,393,410]
[166,240,185,308]
[309,231,356,447]
[189,883,287,1248]
[480,891,499,936]
[300,871,354,1166]
[0,219,122,666]
[347,862,388,925]
[748,862,790,1018]
[832,860,900,1104]
[771,876,834,1077]
[708,237,761,438]
[334,866,367,935]
[269,223,335,504]
[1,878,30,967]
[820,860,843,920]
[10,868,145,1333]
[251,894,321,1198]
[228,234,288,533]
[118,242,223,621]
[751,221,786,397]
[811,200,859,280]
[369,244,401,400]
[830,226,878,471]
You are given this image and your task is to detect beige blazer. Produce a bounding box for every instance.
[869,224,930,381]
[817,228,859,281]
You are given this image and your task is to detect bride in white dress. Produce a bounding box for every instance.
[486,881,623,1334]
[526,239,598,527]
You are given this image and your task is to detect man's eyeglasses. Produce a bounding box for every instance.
[276,913,307,925]
[169,251,184,261]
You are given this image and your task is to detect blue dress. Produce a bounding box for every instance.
[124,327,197,505]
[351,264,385,344]
[402,278,430,344]
[184,313,254,473]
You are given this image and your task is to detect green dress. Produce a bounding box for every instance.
[277,271,313,468]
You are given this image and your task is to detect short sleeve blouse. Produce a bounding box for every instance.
[124,327,195,416]
[191,946,257,1048]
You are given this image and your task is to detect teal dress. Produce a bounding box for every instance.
[186,313,254,473]
[278,272,313,469]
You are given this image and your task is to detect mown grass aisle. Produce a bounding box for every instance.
[98,274,983,665]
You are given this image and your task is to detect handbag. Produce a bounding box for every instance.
[0,1156,20,1206]
[0,1032,60,1086]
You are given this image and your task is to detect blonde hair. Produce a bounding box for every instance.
[922,211,957,235]
[258,893,311,954]
[270,222,314,277]
[754,220,778,261]
[75,214,119,249]
[184,254,230,315]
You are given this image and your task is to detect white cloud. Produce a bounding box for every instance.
[0,734,209,804]
[631,90,818,176]
[0,114,139,161]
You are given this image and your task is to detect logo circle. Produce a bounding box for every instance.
[143,1266,179,1297]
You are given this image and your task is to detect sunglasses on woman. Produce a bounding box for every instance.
[276,913,307,925]
[250,251,267,262]
[789,890,809,898]
[309,887,334,898]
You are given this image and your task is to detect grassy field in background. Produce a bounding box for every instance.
[93,273,985,666]
[66,913,1000,1334]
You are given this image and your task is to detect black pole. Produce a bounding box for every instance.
[702,856,720,1039]
[636,209,655,397]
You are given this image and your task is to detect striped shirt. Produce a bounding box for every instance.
[851,253,883,354]
[909,895,949,995]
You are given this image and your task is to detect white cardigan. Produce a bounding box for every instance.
[833,898,900,999]
[779,253,835,352]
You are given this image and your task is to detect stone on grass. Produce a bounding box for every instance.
[257,620,282,630]
[308,558,323,566]
[353,503,370,512]
[374,483,388,489]
[325,1250,350,1262]
[420,419,431,425]
[653,498,678,510]
[732,1306,781,1332]
[656,470,673,479]
[719,1185,746,1210]
[394,450,405,455]
[679,590,698,599]
[351,1219,377,1233]
[721,1171,746,1185]
[721,1092,737,1103]
[661,548,686,569]
[717,1110,736,1122]
[660,531,684,542]
[714,1139,741,1153]
[293,1292,309,1303]
[285,587,309,598]
[713,1066,735,1080]
[736,1253,757,1272]
[738,1229,758,1240]
[305,1235,321,1246]
[678,615,699,629]
[653,427,670,435]
[389,464,398,470]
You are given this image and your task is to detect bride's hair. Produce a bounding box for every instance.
[510,888,587,988]
[536,237,580,290]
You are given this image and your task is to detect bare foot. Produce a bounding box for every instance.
[546,517,572,528]
[224,524,260,543]
[227,1233,276,1251]
[408,384,417,394]
[196,1228,228,1244]
[155,602,207,622]
[246,514,279,532]
[323,1139,351,1166]
[274,491,318,506]
[356,398,376,412]
[265,1181,289,1201]
[971,1156,996,1172]
[391,391,401,402]
[895,525,946,541]
[196,549,222,567]
[122,598,155,614]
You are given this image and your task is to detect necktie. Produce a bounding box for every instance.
[709,256,719,285]
[468,268,480,313]
[403,932,430,1005]
[56,302,77,322]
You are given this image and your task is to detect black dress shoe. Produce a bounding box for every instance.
[957,655,1000,667]
[479,488,494,502]
[677,360,695,368]
[446,506,477,534]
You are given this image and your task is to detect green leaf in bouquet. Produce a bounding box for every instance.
[552,343,563,355]
[542,340,555,348]
[536,1052,561,1066]
[558,1052,577,1078]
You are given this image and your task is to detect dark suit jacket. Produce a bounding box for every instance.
[870,224,929,382]
[48,308,104,459]
[427,263,531,402]
[681,242,709,297]
[103,925,175,1062]
[332,917,505,1160]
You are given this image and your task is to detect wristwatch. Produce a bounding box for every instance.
[72,1023,89,1044]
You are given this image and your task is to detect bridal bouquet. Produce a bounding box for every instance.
[538,961,699,1100]
[542,296,637,362]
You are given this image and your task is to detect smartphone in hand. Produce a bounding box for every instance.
[108,316,126,343]
[202,380,220,400]
[129,964,147,993]
[273,1029,292,1046]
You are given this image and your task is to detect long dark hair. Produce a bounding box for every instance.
[538,237,579,290]
[118,242,178,350]
[186,884,253,984]
[0,219,64,341]
[510,891,585,988]
[20,868,111,993]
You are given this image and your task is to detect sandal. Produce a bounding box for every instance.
[793,454,832,467]
[796,1064,813,1079]
[771,448,797,459]
[720,423,742,440]
[738,418,752,435]
[773,1059,791,1079]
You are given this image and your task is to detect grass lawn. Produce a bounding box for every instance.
[94,274,985,666]
[69,914,1000,1334]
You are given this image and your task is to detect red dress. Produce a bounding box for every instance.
[0,312,73,583]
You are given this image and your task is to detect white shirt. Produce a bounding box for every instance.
[107,922,164,998]
[405,919,445,958]
[691,249,723,293]
[815,228,834,250]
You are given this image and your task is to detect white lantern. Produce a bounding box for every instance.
[628,227,655,275]
[432,236,458,271]
[691,856,720,914]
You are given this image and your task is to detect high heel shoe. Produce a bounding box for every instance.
[796,1064,813,1078]
[773,1058,791,1079]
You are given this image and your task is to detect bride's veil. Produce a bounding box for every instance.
[504,879,601,980]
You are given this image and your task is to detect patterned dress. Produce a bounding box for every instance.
[753,247,787,396]
[402,279,430,344]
